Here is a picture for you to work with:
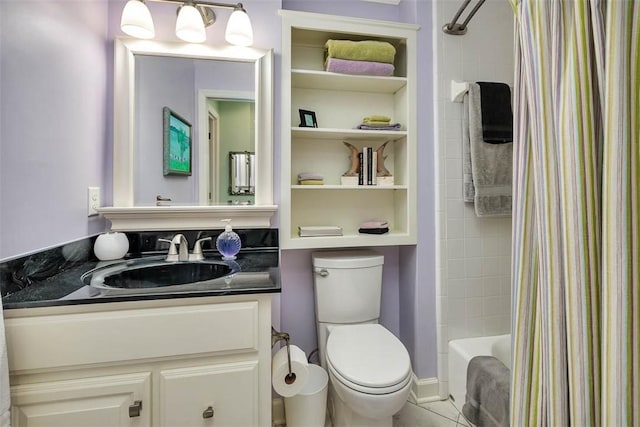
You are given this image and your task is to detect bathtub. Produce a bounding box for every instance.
[448,334,511,413]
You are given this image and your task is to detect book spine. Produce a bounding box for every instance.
[366,147,373,185]
[372,151,377,185]
[358,152,364,185]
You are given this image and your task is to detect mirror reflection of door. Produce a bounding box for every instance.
[203,97,255,205]
[207,108,219,205]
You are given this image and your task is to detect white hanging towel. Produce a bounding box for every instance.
[0,301,10,427]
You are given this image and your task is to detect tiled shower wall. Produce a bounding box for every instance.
[433,0,515,397]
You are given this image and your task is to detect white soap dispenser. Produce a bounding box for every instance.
[215,219,241,260]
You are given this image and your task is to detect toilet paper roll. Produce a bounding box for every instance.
[272,345,309,397]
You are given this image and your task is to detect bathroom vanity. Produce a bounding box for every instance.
[1,230,280,426]
[5,294,273,426]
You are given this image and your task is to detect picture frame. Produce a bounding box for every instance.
[299,109,318,128]
[163,107,192,176]
[162,107,193,176]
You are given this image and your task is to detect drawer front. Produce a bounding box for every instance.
[6,301,258,372]
[11,372,151,427]
[158,361,258,427]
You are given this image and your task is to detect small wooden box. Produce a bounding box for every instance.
[376,176,394,186]
[341,176,359,186]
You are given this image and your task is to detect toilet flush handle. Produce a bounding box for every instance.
[315,268,329,277]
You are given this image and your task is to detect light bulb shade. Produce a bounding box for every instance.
[225,8,253,46]
[176,4,206,43]
[120,0,155,39]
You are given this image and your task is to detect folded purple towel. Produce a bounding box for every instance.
[360,220,389,229]
[357,123,402,131]
[325,58,395,77]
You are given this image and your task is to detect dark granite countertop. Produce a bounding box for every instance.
[1,230,280,310]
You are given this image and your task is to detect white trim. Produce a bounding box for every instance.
[111,37,275,230]
[98,205,277,231]
[408,375,442,404]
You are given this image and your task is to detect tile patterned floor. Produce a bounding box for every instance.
[393,399,471,427]
[276,399,472,427]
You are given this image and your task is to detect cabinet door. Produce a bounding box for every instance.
[11,372,151,427]
[159,361,259,427]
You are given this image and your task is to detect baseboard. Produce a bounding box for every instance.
[272,397,285,426]
[409,375,443,404]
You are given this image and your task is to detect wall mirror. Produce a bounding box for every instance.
[100,38,276,231]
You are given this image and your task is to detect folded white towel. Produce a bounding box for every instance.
[0,302,10,427]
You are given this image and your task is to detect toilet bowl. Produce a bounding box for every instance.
[325,324,412,427]
[311,250,413,427]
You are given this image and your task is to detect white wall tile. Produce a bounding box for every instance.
[435,0,514,385]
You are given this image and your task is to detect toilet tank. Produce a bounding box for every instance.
[312,250,384,324]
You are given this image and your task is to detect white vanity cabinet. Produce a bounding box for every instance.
[280,11,419,249]
[5,294,272,427]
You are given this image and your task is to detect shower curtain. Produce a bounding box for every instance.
[509,0,639,426]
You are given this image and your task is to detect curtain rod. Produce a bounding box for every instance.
[442,0,486,35]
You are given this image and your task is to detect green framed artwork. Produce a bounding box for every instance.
[163,107,192,176]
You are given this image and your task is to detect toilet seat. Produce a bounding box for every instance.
[326,324,412,395]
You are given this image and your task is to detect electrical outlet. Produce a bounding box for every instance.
[87,187,100,217]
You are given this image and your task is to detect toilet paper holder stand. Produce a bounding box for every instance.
[271,326,297,385]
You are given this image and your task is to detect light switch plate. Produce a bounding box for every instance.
[87,187,100,217]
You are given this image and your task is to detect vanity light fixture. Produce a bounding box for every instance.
[120,0,253,46]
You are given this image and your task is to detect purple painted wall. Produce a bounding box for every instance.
[0,1,109,258]
[0,0,437,379]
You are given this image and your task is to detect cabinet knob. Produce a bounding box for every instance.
[202,406,215,419]
[129,400,143,418]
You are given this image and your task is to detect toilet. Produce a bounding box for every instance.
[312,250,412,427]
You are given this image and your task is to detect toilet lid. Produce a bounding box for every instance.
[326,324,411,389]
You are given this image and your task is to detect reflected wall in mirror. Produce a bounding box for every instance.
[134,52,256,205]
[113,37,273,216]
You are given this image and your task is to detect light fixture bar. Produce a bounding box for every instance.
[121,0,252,46]
[145,0,243,12]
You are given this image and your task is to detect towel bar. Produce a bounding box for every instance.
[443,0,487,35]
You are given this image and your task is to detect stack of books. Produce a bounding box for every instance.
[358,146,377,186]
[298,226,343,237]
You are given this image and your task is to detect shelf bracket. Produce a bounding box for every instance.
[450,80,469,103]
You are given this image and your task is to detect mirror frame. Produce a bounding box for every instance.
[100,38,276,231]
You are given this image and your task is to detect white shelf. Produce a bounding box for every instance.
[292,127,407,141]
[291,185,407,190]
[284,232,415,250]
[281,11,418,250]
[292,69,407,93]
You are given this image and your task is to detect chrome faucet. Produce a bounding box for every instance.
[158,234,189,262]
[158,235,212,262]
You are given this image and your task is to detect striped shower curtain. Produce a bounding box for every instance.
[509,0,640,426]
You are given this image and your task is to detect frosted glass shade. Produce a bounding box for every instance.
[225,9,253,46]
[120,0,155,39]
[176,4,206,43]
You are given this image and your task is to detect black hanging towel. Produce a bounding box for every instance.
[477,82,513,143]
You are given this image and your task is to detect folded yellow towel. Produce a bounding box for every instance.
[362,120,392,126]
[298,179,324,185]
[363,115,391,123]
[325,40,396,65]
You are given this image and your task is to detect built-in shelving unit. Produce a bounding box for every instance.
[280,11,419,250]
